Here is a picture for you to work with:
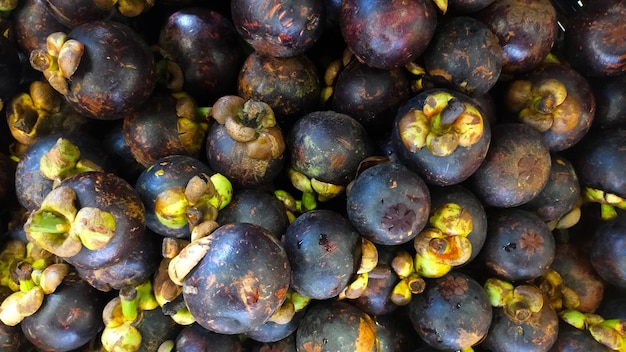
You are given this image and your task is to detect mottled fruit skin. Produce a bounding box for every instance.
[391,89,492,186]
[159,7,245,105]
[340,0,437,69]
[216,188,290,240]
[14,133,111,211]
[206,122,285,188]
[409,271,493,351]
[13,0,68,55]
[481,208,555,281]
[281,209,361,300]
[65,20,156,120]
[424,16,503,96]
[183,223,291,335]
[332,59,411,135]
[58,171,147,270]
[346,162,431,245]
[550,325,613,352]
[238,52,321,126]
[573,129,626,199]
[476,0,557,75]
[483,296,559,352]
[135,154,213,238]
[564,0,626,77]
[469,123,551,208]
[175,323,244,352]
[287,110,375,186]
[590,217,626,288]
[21,273,109,352]
[296,300,377,352]
[231,0,325,57]
[429,185,487,264]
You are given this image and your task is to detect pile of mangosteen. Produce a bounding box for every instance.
[0,0,626,351]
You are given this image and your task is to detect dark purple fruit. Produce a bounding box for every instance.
[0,36,22,110]
[176,323,244,352]
[482,291,559,352]
[135,154,213,238]
[573,129,626,200]
[74,229,161,292]
[352,245,402,316]
[589,73,626,130]
[448,0,495,13]
[20,273,109,352]
[423,15,503,96]
[183,223,291,334]
[550,241,605,313]
[481,208,555,281]
[287,110,375,198]
[281,209,361,300]
[550,324,613,352]
[246,333,296,352]
[504,62,595,151]
[564,0,626,77]
[409,271,492,351]
[43,0,112,28]
[245,309,305,343]
[295,300,377,352]
[30,20,157,120]
[469,123,551,208]
[590,217,626,288]
[391,89,492,186]
[24,171,146,270]
[158,7,245,105]
[237,52,321,127]
[340,0,437,69]
[216,188,290,239]
[521,154,581,224]
[476,0,558,75]
[374,314,421,352]
[123,92,209,167]
[14,133,112,211]
[331,59,411,135]
[346,161,431,246]
[13,0,68,55]
[231,0,325,57]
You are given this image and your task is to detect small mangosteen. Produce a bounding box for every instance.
[181,222,291,334]
[481,208,555,282]
[589,74,626,130]
[282,209,361,300]
[287,110,375,201]
[30,20,157,120]
[340,0,438,69]
[24,171,146,270]
[475,0,558,75]
[175,323,244,351]
[206,96,287,188]
[504,62,595,151]
[469,122,551,208]
[331,59,411,135]
[237,52,321,128]
[589,216,626,288]
[423,15,503,96]
[346,161,431,246]
[135,154,231,239]
[231,0,325,57]
[158,7,245,106]
[391,88,491,186]
[563,0,626,77]
[295,300,377,352]
[409,271,492,351]
[123,91,210,168]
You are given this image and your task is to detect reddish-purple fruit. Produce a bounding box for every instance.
[183,223,291,334]
[159,7,245,105]
[476,0,558,75]
[231,0,326,57]
[340,0,437,70]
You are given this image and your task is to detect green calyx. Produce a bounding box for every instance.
[398,91,484,157]
[24,186,116,258]
[39,138,103,182]
[585,187,626,220]
[173,92,210,156]
[484,278,544,323]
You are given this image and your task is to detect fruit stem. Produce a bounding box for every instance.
[119,286,139,322]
